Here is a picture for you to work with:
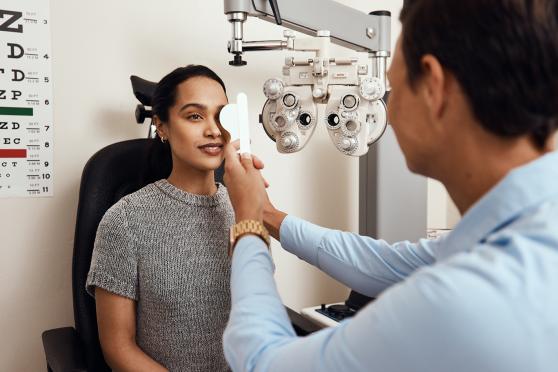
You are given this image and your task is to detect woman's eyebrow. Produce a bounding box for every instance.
[179,103,226,114]
[179,103,207,113]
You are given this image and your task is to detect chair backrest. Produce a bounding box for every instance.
[71,138,224,370]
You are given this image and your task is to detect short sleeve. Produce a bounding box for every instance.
[86,199,138,301]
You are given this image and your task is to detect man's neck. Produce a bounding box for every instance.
[439,136,550,215]
[167,164,217,196]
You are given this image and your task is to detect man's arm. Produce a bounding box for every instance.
[263,204,287,240]
[224,237,522,372]
[264,206,438,297]
[95,288,168,372]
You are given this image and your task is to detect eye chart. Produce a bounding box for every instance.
[0,0,53,197]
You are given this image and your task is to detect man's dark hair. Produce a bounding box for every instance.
[400,0,558,148]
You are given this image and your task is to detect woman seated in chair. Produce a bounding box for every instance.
[86,65,236,371]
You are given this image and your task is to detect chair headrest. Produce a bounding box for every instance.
[130,75,157,106]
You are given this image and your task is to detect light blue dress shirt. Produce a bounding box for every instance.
[223,152,558,372]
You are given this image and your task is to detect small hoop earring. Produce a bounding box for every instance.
[160,137,167,143]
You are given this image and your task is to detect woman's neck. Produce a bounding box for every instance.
[166,166,217,196]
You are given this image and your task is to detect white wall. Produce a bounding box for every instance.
[427,179,461,230]
[0,1,405,371]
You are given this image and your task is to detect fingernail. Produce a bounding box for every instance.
[241,152,252,159]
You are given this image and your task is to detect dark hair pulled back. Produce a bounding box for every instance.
[144,65,227,183]
[152,65,227,124]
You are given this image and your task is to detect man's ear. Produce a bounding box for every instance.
[419,54,446,119]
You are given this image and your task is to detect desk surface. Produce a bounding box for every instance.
[286,307,323,336]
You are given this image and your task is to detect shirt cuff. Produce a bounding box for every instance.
[279,215,331,267]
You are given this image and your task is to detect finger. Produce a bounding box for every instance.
[240,152,255,171]
[230,139,240,151]
[252,154,265,170]
[224,143,242,169]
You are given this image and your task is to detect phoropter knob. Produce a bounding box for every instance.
[339,137,357,152]
[263,78,285,100]
[359,77,385,101]
[280,132,299,151]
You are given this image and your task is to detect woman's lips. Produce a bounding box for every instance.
[199,145,223,156]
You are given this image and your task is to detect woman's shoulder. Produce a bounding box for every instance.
[100,180,167,222]
[122,180,166,204]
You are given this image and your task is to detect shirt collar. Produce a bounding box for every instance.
[436,151,558,260]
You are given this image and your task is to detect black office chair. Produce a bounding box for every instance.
[41,137,178,371]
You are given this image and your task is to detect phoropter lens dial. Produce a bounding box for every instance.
[263,78,285,100]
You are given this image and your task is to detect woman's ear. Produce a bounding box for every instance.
[153,116,168,139]
[419,54,447,120]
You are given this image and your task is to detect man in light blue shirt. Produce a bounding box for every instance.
[221,1,558,371]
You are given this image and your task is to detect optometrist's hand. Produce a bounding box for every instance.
[228,140,269,187]
[227,140,269,186]
[223,143,268,223]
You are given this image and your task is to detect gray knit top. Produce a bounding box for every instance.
[86,179,234,371]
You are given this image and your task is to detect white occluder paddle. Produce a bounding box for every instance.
[219,93,251,154]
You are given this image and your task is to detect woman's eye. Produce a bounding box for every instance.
[187,113,203,121]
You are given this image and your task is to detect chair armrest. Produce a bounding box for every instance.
[42,327,87,372]
[285,307,323,336]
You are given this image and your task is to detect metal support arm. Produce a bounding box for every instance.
[224,0,391,66]
[225,0,390,52]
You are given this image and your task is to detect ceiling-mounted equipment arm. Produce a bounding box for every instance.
[224,0,391,66]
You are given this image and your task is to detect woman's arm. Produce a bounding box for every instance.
[95,288,168,372]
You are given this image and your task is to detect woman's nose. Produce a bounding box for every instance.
[205,118,222,138]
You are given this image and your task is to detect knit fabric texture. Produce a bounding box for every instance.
[86,179,234,371]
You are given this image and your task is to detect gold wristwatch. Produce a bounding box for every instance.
[228,219,271,256]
